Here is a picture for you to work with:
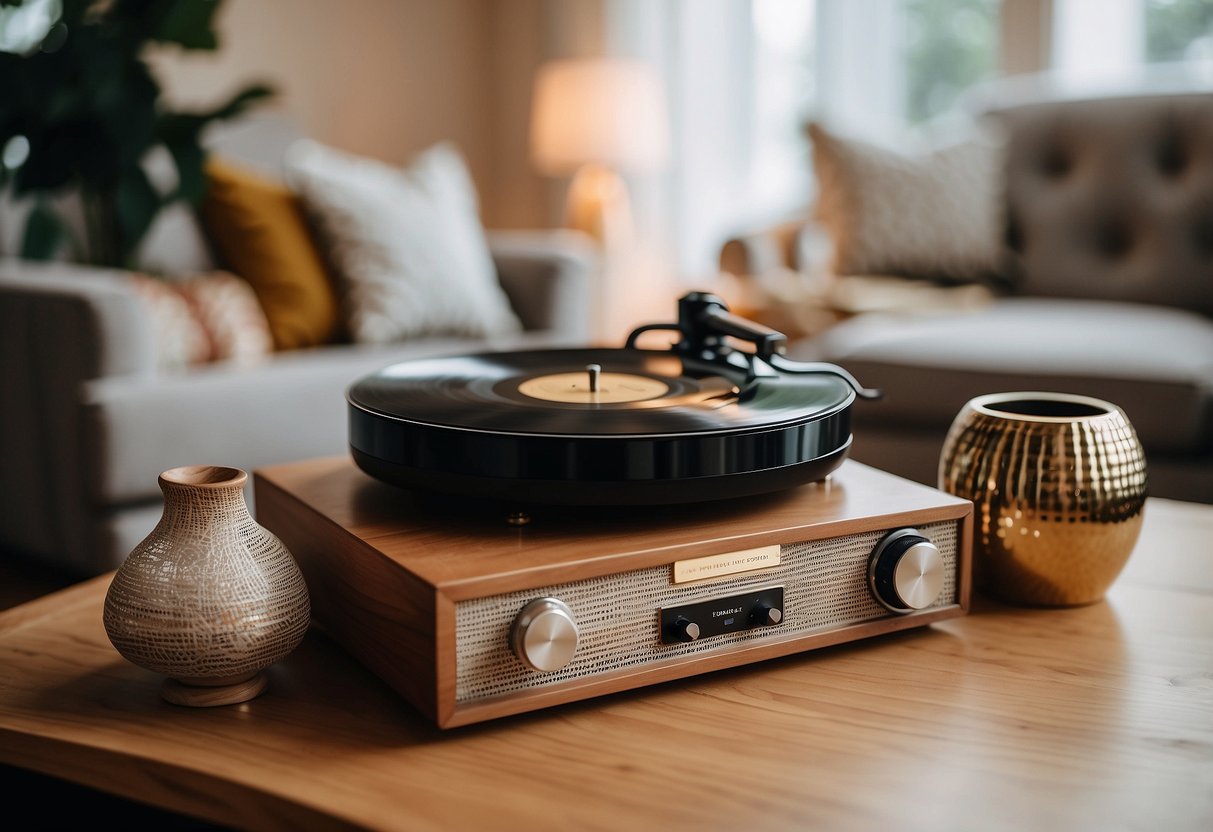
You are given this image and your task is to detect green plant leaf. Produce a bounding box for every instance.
[154,112,206,147]
[156,85,273,148]
[15,120,114,194]
[150,0,222,50]
[20,199,67,260]
[94,60,159,171]
[4,0,263,269]
[155,82,273,206]
[198,83,275,123]
[114,165,160,259]
[165,137,206,204]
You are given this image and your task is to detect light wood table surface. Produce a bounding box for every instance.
[1,498,1210,831]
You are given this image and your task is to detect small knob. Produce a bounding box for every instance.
[869,529,945,613]
[751,603,783,626]
[671,617,700,643]
[510,598,579,672]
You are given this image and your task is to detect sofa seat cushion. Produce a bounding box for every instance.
[806,298,1213,454]
[82,331,571,507]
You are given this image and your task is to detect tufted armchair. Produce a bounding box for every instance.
[1003,94,1213,317]
[722,91,1213,503]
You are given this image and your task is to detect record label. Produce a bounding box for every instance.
[517,372,670,404]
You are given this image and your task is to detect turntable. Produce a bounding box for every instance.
[255,294,973,728]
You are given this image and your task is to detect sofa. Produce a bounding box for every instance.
[0,240,593,575]
[721,90,1213,503]
[0,114,596,575]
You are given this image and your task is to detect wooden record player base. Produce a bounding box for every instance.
[254,457,972,727]
[0,499,1210,829]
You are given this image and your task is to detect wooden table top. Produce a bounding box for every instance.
[1,498,1211,831]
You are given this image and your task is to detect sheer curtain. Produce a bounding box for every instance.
[642,0,999,276]
[607,0,1212,277]
[1052,0,1213,90]
[663,0,818,275]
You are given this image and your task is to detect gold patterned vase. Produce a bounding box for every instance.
[939,392,1147,606]
[103,466,311,706]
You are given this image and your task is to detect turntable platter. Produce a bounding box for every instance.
[349,349,851,436]
[347,293,874,505]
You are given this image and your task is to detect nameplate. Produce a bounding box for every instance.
[672,545,781,584]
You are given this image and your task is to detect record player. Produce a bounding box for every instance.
[255,293,973,728]
[347,292,877,505]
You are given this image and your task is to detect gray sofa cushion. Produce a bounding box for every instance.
[82,330,573,507]
[808,297,1213,453]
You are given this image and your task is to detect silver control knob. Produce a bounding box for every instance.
[510,597,579,672]
[751,603,783,626]
[672,617,700,642]
[869,529,945,613]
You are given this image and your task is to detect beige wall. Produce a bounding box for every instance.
[485,0,550,230]
[151,0,537,227]
[149,0,617,230]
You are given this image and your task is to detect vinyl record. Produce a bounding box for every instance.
[348,348,855,505]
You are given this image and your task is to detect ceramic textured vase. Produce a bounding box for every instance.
[104,466,311,706]
[939,392,1147,606]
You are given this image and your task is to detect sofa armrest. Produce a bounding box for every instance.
[0,258,158,568]
[487,230,597,340]
[719,217,834,278]
[0,258,157,379]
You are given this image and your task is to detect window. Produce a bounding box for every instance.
[665,0,1212,274]
[1053,0,1213,86]
[1146,0,1213,62]
[813,0,999,139]
[751,0,816,209]
[904,0,1000,124]
[669,0,1004,273]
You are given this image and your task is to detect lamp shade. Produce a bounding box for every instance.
[530,58,670,176]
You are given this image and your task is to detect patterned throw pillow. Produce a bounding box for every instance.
[285,140,522,344]
[128,272,273,370]
[808,122,1005,283]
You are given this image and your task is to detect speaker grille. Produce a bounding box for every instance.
[455,520,958,703]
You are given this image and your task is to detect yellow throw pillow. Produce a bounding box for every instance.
[201,157,339,350]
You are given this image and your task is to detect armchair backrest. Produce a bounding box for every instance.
[992,92,1213,316]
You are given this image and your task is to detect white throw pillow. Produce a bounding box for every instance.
[808,122,1005,283]
[285,140,521,343]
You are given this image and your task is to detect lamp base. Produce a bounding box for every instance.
[565,164,633,246]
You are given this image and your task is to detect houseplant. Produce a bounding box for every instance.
[0,0,272,268]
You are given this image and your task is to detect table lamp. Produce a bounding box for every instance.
[530,58,670,245]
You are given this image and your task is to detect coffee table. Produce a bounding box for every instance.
[1,466,1210,830]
